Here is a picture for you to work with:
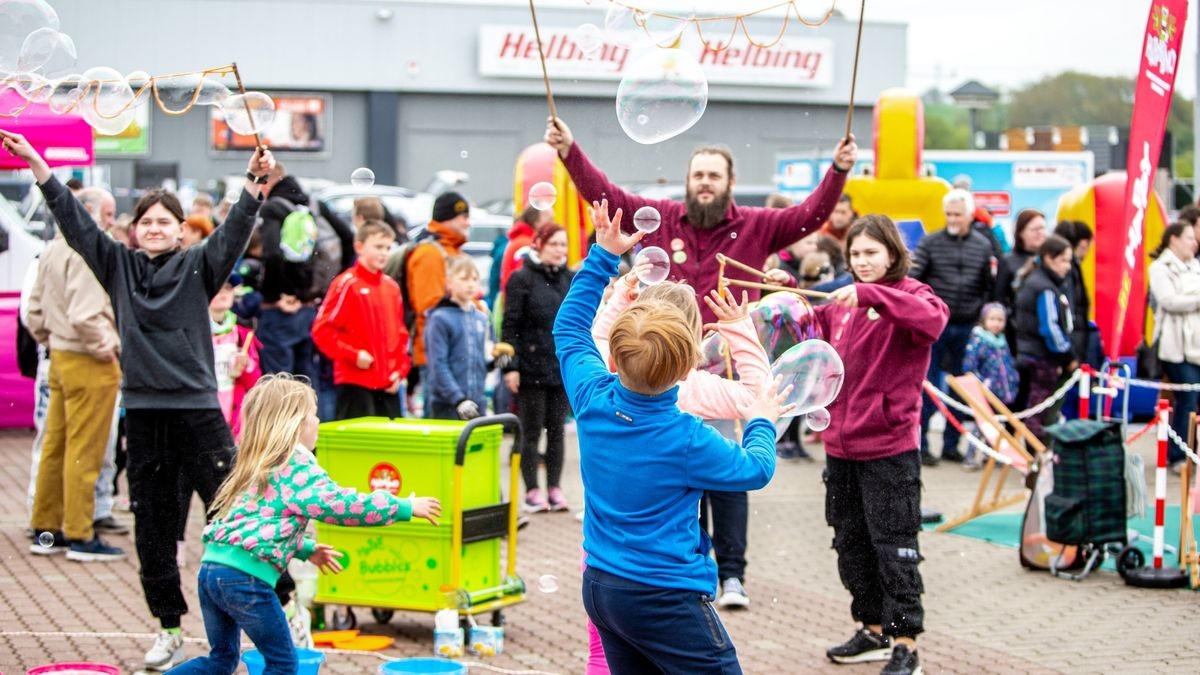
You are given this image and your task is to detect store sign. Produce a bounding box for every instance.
[972,191,1011,216]
[478,25,833,88]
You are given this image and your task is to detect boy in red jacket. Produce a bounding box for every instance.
[312,220,409,419]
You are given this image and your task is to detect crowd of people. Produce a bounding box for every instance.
[5,109,1198,675]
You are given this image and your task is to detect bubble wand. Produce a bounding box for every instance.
[527,0,558,121]
[230,62,264,149]
[844,0,866,139]
[716,253,831,300]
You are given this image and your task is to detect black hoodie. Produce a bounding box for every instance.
[501,253,574,387]
[258,175,319,303]
[40,175,260,410]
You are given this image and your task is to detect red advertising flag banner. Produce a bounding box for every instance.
[1108,0,1188,359]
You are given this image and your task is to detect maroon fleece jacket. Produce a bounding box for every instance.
[815,278,949,461]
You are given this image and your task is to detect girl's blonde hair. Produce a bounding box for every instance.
[210,374,316,520]
[636,281,702,344]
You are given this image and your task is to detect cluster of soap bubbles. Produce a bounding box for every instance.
[0,0,276,137]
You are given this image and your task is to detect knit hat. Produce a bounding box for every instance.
[980,302,1007,321]
[432,192,469,222]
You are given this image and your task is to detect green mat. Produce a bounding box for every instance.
[925,505,1198,570]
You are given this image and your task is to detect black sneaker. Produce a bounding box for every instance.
[827,627,891,664]
[919,451,939,467]
[880,643,922,675]
[940,448,966,464]
[93,516,130,535]
[29,530,68,555]
[66,536,126,562]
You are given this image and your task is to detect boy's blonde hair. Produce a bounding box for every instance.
[210,374,316,520]
[446,256,480,280]
[636,281,702,344]
[609,299,701,395]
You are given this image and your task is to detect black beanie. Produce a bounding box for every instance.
[432,192,469,222]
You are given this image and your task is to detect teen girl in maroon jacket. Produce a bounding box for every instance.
[813,214,949,675]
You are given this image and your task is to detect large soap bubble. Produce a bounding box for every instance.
[153,73,229,112]
[634,246,671,285]
[616,48,708,145]
[13,72,51,103]
[47,73,84,114]
[80,66,136,135]
[16,27,75,76]
[771,340,844,417]
[528,181,557,210]
[0,0,59,73]
[220,92,277,136]
[633,205,661,233]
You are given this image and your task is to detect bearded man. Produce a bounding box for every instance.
[545,117,856,323]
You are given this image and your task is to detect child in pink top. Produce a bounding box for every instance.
[586,271,772,674]
[210,280,261,439]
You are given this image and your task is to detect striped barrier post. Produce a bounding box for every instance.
[1154,399,1169,568]
[1077,365,1092,420]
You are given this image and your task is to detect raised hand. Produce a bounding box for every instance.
[703,289,749,331]
[410,494,443,526]
[736,375,796,425]
[0,129,51,182]
[833,134,858,171]
[590,199,644,257]
[544,117,574,159]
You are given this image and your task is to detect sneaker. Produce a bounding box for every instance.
[547,487,570,512]
[29,530,68,555]
[285,600,314,648]
[66,536,126,562]
[940,448,966,464]
[826,627,892,664]
[716,578,750,609]
[524,488,550,513]
[919,450,939,467]
[177,540,187,569]
[93,516,130,535]
[881,643,922,675]
[143,630,185,671]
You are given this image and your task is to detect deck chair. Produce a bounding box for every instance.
[936,373,1043,533]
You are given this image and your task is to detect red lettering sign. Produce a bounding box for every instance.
[972,191,1011,217]
[369,463,402,496]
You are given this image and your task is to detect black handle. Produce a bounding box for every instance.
[455,413,522,467]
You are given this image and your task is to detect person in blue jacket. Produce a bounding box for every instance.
[553,199,791,673]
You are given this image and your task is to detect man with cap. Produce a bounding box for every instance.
[407,192,471,416]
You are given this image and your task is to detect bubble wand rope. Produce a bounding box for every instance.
[844,0,866,139]
[230,62,264,149]
[527,0,558,120]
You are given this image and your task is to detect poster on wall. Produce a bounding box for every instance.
[210,93,329,154]
[95,102,150,156]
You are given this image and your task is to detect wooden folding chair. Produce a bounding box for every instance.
[936,373,1044,533]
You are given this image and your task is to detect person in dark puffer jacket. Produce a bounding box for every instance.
[1014,235,1076,442]
[910,189,996,466]
[502,223,574,513]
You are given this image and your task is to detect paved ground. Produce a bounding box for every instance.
[0,420,1197,674]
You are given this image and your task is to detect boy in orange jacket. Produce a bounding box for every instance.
[312,220,409,419]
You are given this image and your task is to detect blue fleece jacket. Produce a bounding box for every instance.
[554,245,777,594]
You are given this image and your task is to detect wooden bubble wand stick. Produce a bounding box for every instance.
[527,0,558,121]
[230,62,264,149]
[844,0,867,140]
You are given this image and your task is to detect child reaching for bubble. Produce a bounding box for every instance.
[168,374,441,674]
[555,199,791,673]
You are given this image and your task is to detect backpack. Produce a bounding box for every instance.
[15,314,38,379]
[306,195,344,297]
[384,229,444,331]
[270,197,318,263]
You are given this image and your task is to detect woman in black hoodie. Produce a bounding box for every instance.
[502,223,574,513]
[1,129,274,670]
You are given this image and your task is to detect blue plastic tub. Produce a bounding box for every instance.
[379,658,468,674]
[242,647,326,675]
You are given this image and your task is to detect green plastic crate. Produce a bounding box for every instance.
[313,417,504,611]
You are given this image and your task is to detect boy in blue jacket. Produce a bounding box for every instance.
[554,200,790,673]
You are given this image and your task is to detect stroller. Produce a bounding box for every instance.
[1037,419,1143,580]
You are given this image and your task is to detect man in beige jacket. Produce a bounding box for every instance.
[27,230,125,562]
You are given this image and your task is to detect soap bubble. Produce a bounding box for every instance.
[528,181,557,210]
[771,340,845,417]
[0,0,59,72]
[17,27,74,76]
[194,77,231,107]
[633,205,661,233]
[616,48,708,145]
[604,2,636,43]
[806,407,831,431]
[47,73,84,114]
[573,23,603,57]
[537,574,559,593]
[125,70,152,106]
[13,72,51,103]
[153,72,231,112]
[459,150,468,159]
[37,531,55,548]
[80,66,136,136]
[220,92,277,136]
[634,246,671,285]
[350,167,375,188]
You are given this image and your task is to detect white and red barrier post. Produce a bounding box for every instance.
[1154,399,1170,568]
[1078,365,1092,420]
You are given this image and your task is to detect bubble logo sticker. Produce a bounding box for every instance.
[369,462,402,496]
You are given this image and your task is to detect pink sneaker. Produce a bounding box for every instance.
[524,488,549,513]
[547,487,569,512]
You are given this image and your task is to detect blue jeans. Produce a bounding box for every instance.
[257,307,318,384]
[919,321,973,457]
[1163,361,1200,464]
[170,563,296,674]
[582,566,742,673]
